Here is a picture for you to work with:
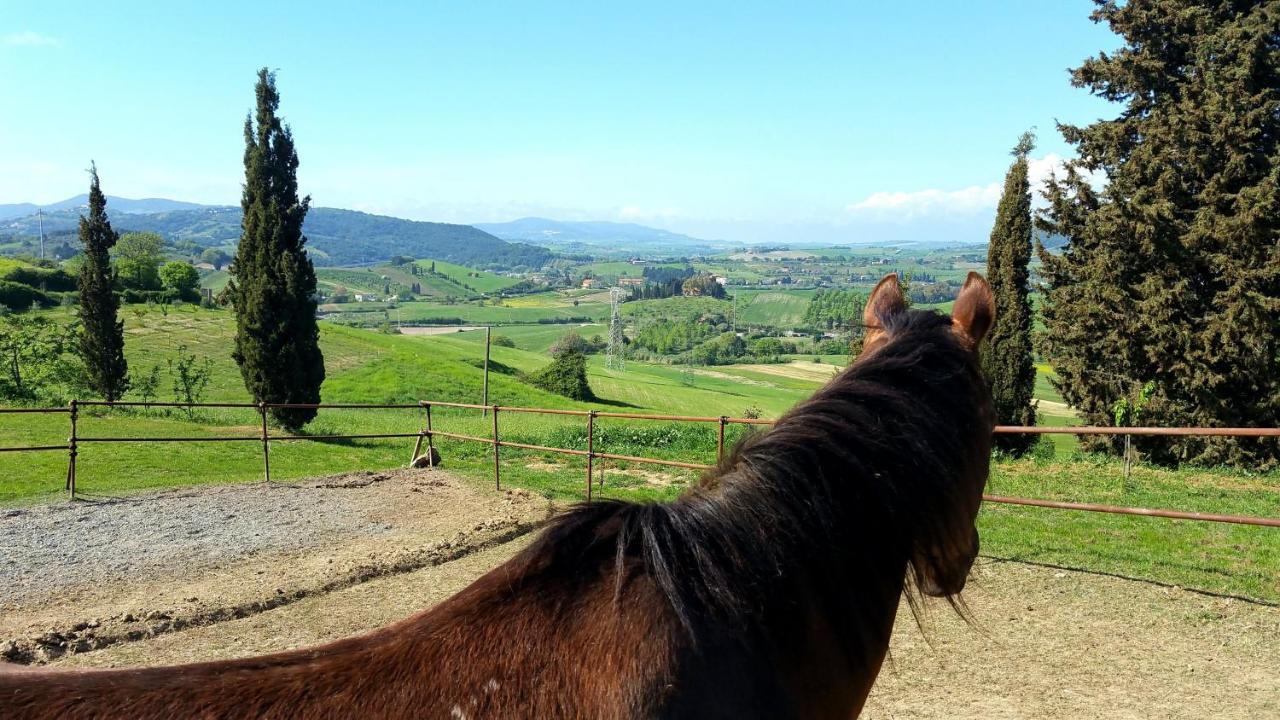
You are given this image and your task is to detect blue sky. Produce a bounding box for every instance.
[0,1,1119,244]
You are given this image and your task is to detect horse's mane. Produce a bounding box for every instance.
[511,307,992,646]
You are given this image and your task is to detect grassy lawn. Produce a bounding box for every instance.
[734,289,816,328]
[454,324,609,354]
[1,305,1276,604]
[415,258,522,293]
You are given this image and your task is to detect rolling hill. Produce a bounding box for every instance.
[1,200,553,269]
[0,195,209,221]
[475,217,728,255]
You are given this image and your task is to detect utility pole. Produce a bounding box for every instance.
[482,325,491,416]
[37,209,45,260]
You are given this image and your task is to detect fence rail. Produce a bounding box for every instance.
[0,399,1276,528]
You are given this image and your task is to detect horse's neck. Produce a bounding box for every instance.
[696,381,916,712]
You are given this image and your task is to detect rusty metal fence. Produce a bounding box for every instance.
[1,400,1278,528]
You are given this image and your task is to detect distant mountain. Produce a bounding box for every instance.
[0,203,39,222]
[475,217,727,254]
[0,203,552,269]
[0,195,212,221]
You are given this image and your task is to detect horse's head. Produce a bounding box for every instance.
[860,272,995,598]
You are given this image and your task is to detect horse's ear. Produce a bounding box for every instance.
[864,273,906,327]
[951,272,995,347]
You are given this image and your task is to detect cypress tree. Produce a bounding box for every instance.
[1038,1,1280,467]
[77,163,129,401]
[229,68,325,430]
[982,132,1037,455]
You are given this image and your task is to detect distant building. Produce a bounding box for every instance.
[581,278,596,289]
[714,276,727,286]
[618,277,644,287]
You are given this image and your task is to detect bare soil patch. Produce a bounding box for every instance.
[732,360,842,383]
[861,559,1280,719]
[5,479,1277,718]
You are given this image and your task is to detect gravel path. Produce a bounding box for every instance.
[0,469,551,664]
[2,481,390,606]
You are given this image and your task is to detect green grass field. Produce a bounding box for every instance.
[454,324,609,354]
[415,259,522,293]
[733,289,817,328]
[321,298,610,326]
[1,305,1276,604]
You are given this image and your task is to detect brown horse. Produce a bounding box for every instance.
[2,272,995,719]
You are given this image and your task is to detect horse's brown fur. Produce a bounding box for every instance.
[1,272,996,719]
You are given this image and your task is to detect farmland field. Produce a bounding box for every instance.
[733,289,816,327]
[415,258,523,293]
[2,304,1279,719]
[1,306,1276,609]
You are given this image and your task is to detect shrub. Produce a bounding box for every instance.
[159,261,201,302]
[491,335,516,348]
[527,348,594,400]
[1,266,77,292]
[0,281,53,309]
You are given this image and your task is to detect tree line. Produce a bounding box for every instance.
[979,1,1278,468]
[60,69,325,430]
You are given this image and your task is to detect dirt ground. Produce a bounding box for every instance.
[5,473,1279,718]
[1,469,552,664]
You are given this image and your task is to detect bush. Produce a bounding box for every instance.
[120,288,178,304]
[816,339,847,355]
[548,330,603,356]
[491,335,516,348]
[0,266,77,292]
[0,281,52,309]
[526,349,594,400]
[159,261,201,302]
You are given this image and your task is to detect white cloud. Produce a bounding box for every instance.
[2,31,63,47]
[844,153,1105,225]
[847,183,1002,221]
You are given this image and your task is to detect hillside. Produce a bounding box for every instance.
[2,205,553,269]
[476,217,727,255]
[0,195,210,222]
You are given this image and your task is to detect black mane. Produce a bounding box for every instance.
[515,307,993,648]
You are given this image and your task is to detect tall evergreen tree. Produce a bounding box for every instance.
[229,68,325,430]
[982,132,1037,455]
[77,163,129,401]
[1038,1,1280,467]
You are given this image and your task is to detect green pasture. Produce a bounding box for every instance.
[415,258,522,293]
[321,298,609,326]
[0,305,1276,604]
[733,289,816,327]
[454,324,609,354]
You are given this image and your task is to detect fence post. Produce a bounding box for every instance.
[586,410,596,503]
[717,416,727,465]
[492,405,501,490]
[1123,433,1132,489]
[425,403,436,468]
[410,400,426,465]
[259,401,271,483]
[65,400,78,497]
